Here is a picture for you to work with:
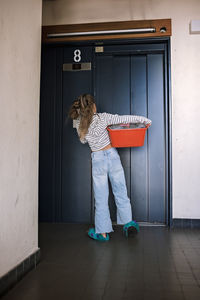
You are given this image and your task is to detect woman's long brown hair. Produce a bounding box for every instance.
[68,94,95,139]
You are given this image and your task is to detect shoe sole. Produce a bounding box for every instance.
[87,233,109,241]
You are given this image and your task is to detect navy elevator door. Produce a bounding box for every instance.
[39,42,168,224]
[95,52,165,223]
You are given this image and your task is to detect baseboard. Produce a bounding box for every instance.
[0,248,41,297]
[172,218,200,228]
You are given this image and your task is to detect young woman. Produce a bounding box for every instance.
[68,94,152,241]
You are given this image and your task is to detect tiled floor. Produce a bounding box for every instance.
[2,223,200,300]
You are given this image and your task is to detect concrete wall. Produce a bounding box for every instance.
[42,0,200,219]
[0,0,42,277]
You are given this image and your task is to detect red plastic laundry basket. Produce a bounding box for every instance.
[107,124,147,148]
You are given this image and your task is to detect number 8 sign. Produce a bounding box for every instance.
[74,49,81,62]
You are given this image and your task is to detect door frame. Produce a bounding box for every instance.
[40,36,172,227]
[42,19,171,43]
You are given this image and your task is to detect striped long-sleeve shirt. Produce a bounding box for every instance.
[75,112,152,152]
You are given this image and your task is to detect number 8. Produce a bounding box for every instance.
[74,49,81,62]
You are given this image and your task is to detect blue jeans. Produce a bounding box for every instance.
[91,147,132,234]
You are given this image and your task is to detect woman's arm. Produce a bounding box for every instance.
[102,113,152,126]
[74,118,87,144]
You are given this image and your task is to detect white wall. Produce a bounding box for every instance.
[0,0,42,277]
[42,0,200,219]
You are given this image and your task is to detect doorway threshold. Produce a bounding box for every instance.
[138,222,166,227]
[112,222,166,227]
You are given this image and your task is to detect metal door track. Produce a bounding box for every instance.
[112,222,166,227]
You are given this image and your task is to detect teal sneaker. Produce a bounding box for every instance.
[123,220,140,237]
[88,228,109,241]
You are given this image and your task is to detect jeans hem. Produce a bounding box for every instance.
[95,229,114,234]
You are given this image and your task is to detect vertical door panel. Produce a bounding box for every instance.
[131,55,148,221]
[96,54,130,221]
[96,56,113,112]
[95,55,115,219]
[147,54,165,223]
[62,46,92,223]
[112,56,131,221]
